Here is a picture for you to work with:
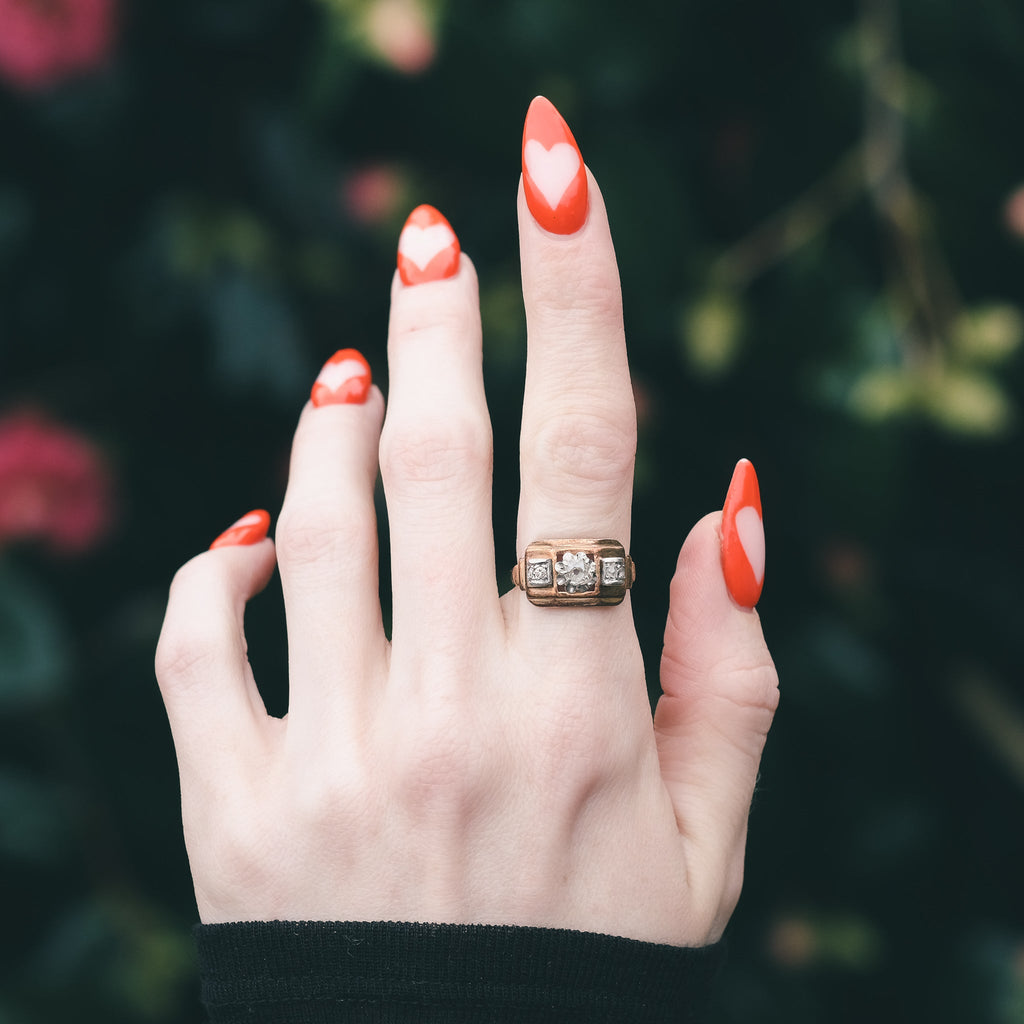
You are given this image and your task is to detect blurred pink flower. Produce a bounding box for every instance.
[766,915,817,969]
[340,163,409,226]
[0,410,115,555]
[0,0,116,92]
[363,0,436,75]
[1004,184,1024,240]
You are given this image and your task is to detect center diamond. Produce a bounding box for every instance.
[555,551,597,594]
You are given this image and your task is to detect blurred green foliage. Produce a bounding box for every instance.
[1,0,1023,1020]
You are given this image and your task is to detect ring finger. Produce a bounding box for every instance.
[515,98,637,608]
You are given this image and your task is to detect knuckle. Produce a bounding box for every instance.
[186,796,253,870]
[200,813,277,894]
[155,559,236,692]
[394,306,478,345]
[293,768,366,830]
[533,697,631,789]
[661,644,780,720]
[526,410,635,494]
[155,625,224,693]
[390,706,487,817]
[533,254,624,329]
[714,657,781,717]
[162,557,207,615]
[276,502,374,572]
[379,414,492,494]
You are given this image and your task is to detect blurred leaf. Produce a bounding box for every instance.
[30,901,112,984]
[951,670,1024,791]
[30,896,194,1020]
[847,361,1016,437]
[768,910,884,972]
[856,297,906,366]
[480,276,527,367]
[170,204,273,279]
[678,289,744,378]
[849,798,938,873]
[925,367,1014,437]
[788,616,892,703]
[951,304,1024,367]
[847,366,918,422]
[0,188,31,264]
[109,913,194,1022]
[292,240,347,291]
[207,267,312,405]
[0,771,70,862]
[962,929,1024,1024]
[816,913,884,971]
[0,562,70,712]
[245,112,344,233]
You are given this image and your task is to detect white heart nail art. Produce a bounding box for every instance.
[735,505,765,584]
[398,222,456,271]
[524,139,581,210]
[316,358,367,392]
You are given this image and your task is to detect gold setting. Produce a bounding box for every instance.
[511,539,635,607]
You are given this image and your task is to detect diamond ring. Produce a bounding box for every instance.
[511,539,635,607]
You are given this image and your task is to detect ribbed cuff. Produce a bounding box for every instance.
[195,920,725,1024]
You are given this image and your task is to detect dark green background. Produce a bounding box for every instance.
[2,0,1023,1019]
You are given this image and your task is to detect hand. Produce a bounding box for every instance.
[154,97,778,948]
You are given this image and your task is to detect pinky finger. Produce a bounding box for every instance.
[155,510,277,779]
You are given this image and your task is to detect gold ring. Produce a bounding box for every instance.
[511,539,635,607]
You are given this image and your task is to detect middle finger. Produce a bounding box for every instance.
[381,205,503,681]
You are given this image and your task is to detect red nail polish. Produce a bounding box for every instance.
[397,204,461,285]
[210,509,271,550]
[311,348,372,407]
[521,95,588,235]
[721,459,764,608]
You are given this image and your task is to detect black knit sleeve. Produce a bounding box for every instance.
[195,920,725,1024]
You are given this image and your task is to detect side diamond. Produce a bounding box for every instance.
[601,557,626,586]
[526,558,553,587]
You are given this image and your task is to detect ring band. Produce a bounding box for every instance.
[511,539,635,607]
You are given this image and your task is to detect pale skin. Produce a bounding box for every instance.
[154,171,779,948]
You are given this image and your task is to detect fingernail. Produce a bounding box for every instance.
[521,95,588,235]
[397,204,461,285]
[721,459,764,608]
[311,348,373,407]
[210,509,271,550]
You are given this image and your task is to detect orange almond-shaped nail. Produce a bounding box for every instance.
[210,509,271,550]
[521,95,588,235]
[311,348,372,407]
[397,204,461,286]
[721,459,764,608]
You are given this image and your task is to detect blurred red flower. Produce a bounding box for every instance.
[363,0,436,75]
[0,410,115,555]
[0,0,116,92]
[340,163,409,226]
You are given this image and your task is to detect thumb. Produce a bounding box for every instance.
[654,460,778,869]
